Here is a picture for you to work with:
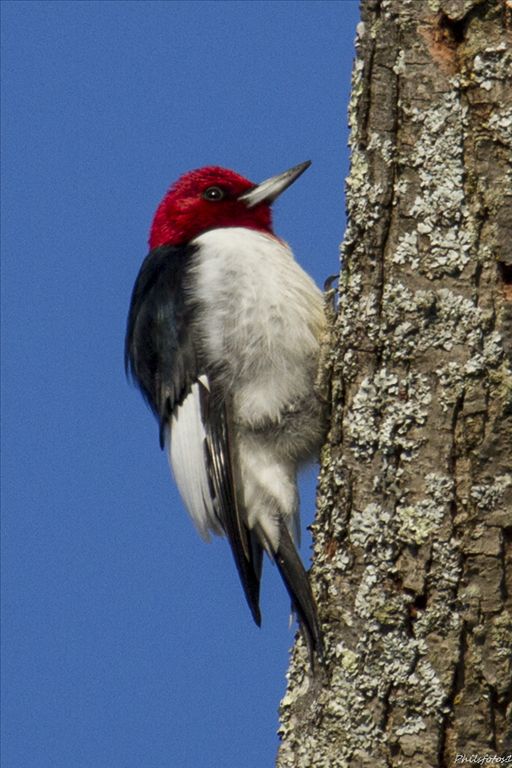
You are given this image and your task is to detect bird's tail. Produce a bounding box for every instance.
[274,520,324,666]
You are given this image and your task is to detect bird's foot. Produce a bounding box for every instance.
[314,274,338,404]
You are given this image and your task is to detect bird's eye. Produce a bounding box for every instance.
[203,186,225,201]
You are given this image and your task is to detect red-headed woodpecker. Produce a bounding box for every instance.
[125,162,326,659]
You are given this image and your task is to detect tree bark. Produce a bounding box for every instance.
[277,1,512,766]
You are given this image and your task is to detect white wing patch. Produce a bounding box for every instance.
[167,377,222,540]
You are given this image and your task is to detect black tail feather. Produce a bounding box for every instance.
[274,521,324,665]
[201,384,263,626]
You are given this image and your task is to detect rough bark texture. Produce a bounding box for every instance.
[277,1,512,766]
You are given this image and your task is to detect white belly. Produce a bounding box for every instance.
[190,227,324,428]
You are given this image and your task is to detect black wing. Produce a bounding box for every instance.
[125,244,263,624]
[125,244,197,446]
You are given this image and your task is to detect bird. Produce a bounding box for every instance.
[125,161,327,660]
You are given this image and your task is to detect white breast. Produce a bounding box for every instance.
[190,227,324,427]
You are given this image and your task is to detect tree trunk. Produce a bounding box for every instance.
[277,1,512,766]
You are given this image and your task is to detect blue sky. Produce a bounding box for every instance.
[1,2,359,766]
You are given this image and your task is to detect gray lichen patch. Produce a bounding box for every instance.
[381,282,488,359]
[280,607,452,764]
[467,40,512,95]
[346,370,431,462]
[469,473,512,513]
[396,473,454,545]
[394,88,473,279]
[349,501,394,554]
[487,107,512,147]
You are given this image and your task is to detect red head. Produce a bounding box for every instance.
[149,162,311,249]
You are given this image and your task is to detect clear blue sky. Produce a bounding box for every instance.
[1,2,359,766]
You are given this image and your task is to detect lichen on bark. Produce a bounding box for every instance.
[277,1,512,766]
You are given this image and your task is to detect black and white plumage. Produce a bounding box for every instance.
[126,165,326,660]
